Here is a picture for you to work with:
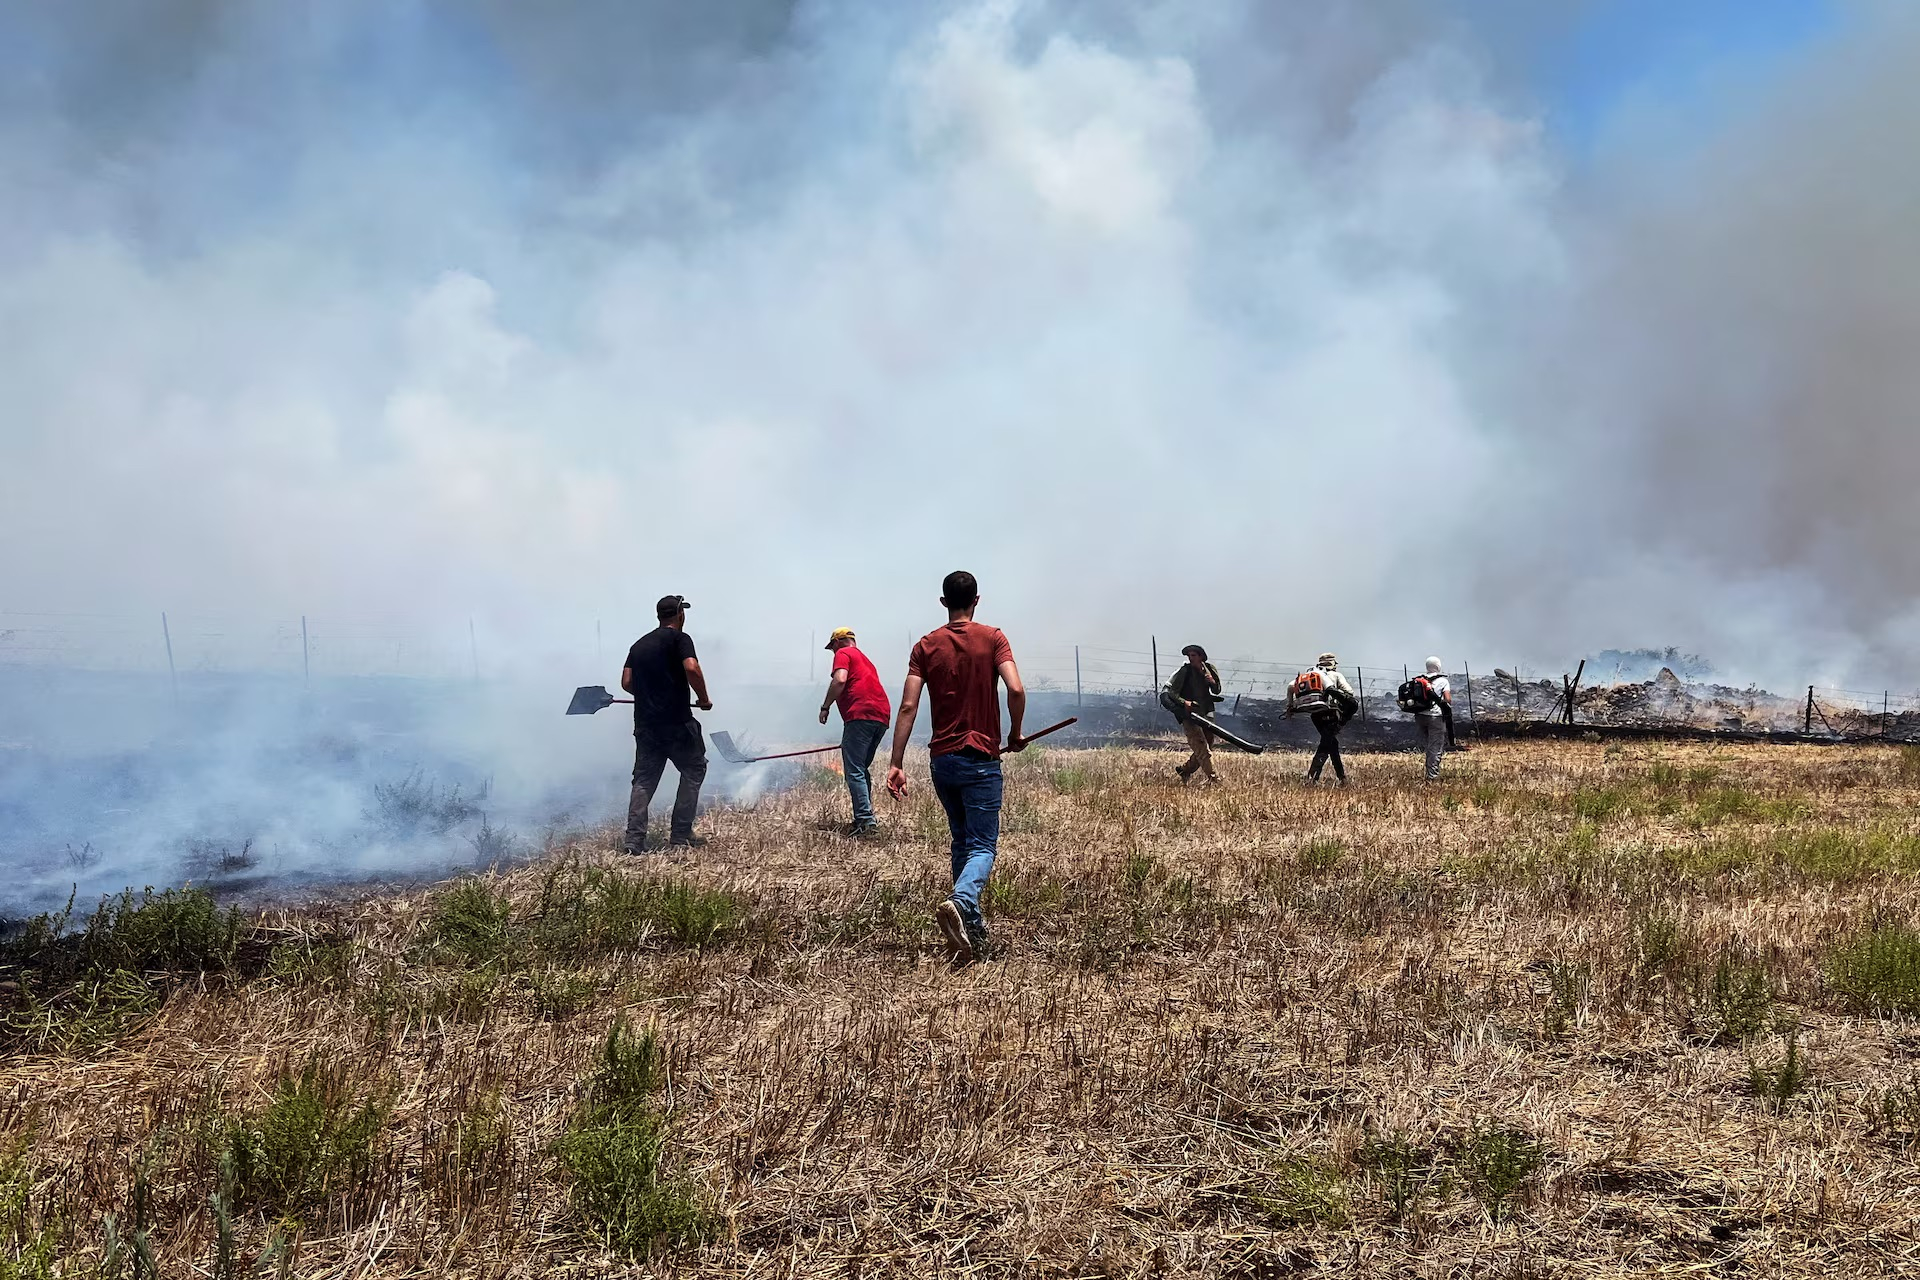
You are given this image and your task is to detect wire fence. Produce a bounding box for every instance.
[7,611,1920,741]
[0,610,471,681]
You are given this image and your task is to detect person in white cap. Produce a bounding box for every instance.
[818,627,891,835]
[1400,656,1452,781]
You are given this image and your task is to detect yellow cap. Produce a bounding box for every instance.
[825,627,856,649]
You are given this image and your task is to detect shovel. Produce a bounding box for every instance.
[710,731,841,765]
[566,685,632,715]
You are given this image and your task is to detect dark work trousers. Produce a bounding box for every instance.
[626,721,708,851]
[1307,710,1346,782]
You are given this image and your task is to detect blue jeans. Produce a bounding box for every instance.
[929,751,1003,937]
[841,719,887,827]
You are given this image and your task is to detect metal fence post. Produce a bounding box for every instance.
[1151,637,1159,692]
[161,612,177,702]
[1805,686,1814,735]
[1075,646,1082,707]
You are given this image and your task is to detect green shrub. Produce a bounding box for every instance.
[1633,909,1693,978]
[1569,786,1631,823]
[529,867,745,956]
[1,888,245,1056]
[1354,1132,1441,1222]
[556,1021,706,1256]
[1865,1074,1920,1148]
[650,881,741,949]
[1825,923,1920,1017]
[1700,947,1774,1042]
[0,1146,58,1279]
[1252,1156,1348,1227]
[1050,766,1093,795]
[5,968,156,1056]
[426,880,514,968]
[1542,960,1587,1039]
[1748,1033,1807,1112]
[221,1059,388,1218]
[80,888,243,974]
[1297,838,1345,874]
[1456,1121,1545,1222]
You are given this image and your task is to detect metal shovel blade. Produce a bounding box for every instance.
[710,730,750,764]
[567,685,617,715]
[709,730,841,764]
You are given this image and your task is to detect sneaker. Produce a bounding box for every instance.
[964,922,993,962]
[935,899,974,964]
[847,822,880,838]
[668,834,708,849]
[622,842,652,856]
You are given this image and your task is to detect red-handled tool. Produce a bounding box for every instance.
[710,731,840,765]
[1008,716,1078,750]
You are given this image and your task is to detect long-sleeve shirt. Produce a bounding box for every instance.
[1164,662,1222,721]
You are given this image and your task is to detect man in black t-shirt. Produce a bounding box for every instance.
[621,594,714,853]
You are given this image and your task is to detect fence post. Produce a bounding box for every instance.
[161,612,177,702]
[1075,646,1082,707]
[301,615,310,685]
[1354,667,1365,721]
[1516,666,1522,725]
[1463,662,1476,736]
[1884,691,1891,739]
[1151,637,1159,692]
[1804,686,1814,735]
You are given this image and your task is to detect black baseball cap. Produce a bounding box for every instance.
[656,594,690,618]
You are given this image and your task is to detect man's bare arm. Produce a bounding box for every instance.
[683,656,713,710]
[620,666,634,695]
[818,669,849,724]
[885,673,925,795]
[999,659,1027,750]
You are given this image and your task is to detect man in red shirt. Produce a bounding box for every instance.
[885,570,1027,964]
[817,626,892,836]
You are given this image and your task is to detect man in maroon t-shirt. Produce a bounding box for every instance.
[885,570,1027,964]
[817,627,892,835]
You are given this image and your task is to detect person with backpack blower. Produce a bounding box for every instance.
[1289,652,1358,784]
[1161,644,1225,785]
[1399,656,1452,781]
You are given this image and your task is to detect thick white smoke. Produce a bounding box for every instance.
[0,0,1563,673]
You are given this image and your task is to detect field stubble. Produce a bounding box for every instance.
[5,741,1920,1277]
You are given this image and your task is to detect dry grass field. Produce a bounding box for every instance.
[7,739,1920,1278]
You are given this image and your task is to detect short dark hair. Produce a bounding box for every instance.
[941,570,978,609]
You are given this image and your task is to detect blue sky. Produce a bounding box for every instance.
[1503,0,1838,144]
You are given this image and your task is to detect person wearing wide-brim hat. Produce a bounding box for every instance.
[1163,644,1225,785]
